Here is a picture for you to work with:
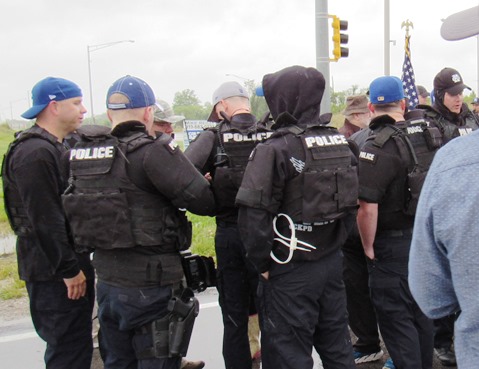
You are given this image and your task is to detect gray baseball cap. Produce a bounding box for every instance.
[207,81,249,122]
[154,99,185,124]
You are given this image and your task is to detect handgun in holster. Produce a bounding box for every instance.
[168,288,199,357]
[135,288,199,360]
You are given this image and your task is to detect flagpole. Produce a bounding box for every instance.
[401,20,419,110]
[384,0,390,75]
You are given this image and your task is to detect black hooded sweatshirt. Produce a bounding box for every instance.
[236,66,353,273]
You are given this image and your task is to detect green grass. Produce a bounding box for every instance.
[188,213,216,257]
[0,254,26,300]
[0,112,348,299]
[0,124,15,235]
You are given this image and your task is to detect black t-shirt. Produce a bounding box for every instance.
[358,120,414,231]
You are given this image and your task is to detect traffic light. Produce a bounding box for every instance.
[330,15,349,62]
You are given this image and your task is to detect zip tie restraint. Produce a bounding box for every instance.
[270,213,316,264]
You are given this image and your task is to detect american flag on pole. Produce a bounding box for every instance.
[401,35,419,109]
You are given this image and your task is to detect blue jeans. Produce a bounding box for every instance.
[96,281,181,369]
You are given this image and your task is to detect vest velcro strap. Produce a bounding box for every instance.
[373,125,398,148]
[74,179,122,188]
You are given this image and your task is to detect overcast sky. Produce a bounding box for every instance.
[1,0,478,121]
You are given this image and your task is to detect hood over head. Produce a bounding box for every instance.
[262,66,325,127]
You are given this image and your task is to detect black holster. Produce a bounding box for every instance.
[135,288,199,359]
[168,288,199,356]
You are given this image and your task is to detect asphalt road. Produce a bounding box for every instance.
[0,287,455,369]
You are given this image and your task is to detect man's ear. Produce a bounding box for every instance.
[143,106,154,123]
[215,100,226,116]
[47,101,59,116]
[368,102,375,113]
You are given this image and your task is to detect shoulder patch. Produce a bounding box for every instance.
[359,151,377,163]
[166,138,178,153]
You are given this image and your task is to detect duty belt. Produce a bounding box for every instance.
[376,228,413,238]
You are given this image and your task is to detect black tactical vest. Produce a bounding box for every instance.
[2,126,60,237]
[211,121,272,209]
[279,125,358,224]
[62,132,188,252]
[419,107,479,143]
[370,119,441,216]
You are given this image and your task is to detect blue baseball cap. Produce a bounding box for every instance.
[106,75,155,110]
[21,77,82,119]
[369,76,405,105]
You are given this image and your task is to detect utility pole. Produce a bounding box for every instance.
[315,0,331,113]
[384,0,390,75]
[87,40,134,123]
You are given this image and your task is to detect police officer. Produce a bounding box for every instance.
[357,76,437,369]
[149,98,205,369]
[62,75,215,369]
[236,65,357,369]
[412,67,478,366]
[2,77,94,369]
[410,68,479,144]
[184,81,270,369]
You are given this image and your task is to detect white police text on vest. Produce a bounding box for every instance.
[70,146,115,160]
[305,135,348,148]
[222,132,273,143]
[458,127,473,136]
[359,151,375,161]
[407,126,423,134]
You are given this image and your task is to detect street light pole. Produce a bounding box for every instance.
[384,0,391,75]
[315,0,330,114]
[87,40,134,123]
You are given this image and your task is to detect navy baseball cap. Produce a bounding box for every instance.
[472,97,479,105]
[433,68,470,96]
[21,77,82,119]
[369,76,405,105]
[106,75,155,110]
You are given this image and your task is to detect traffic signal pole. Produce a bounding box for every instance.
[315,0,331,114]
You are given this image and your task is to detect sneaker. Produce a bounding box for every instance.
[252,355,261,369]
[435,347,457,366]
[354,349,384,364]
[180,358,205,369]
[382,358,395,369]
